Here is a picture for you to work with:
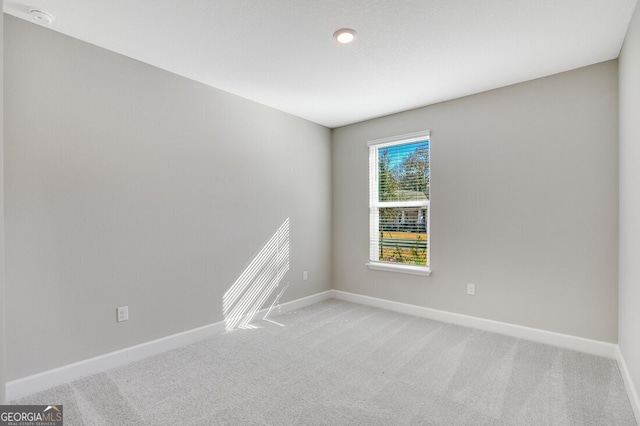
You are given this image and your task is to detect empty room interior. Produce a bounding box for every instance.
[1,0,640,424]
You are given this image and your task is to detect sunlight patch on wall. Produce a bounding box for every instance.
[223,218,290,330]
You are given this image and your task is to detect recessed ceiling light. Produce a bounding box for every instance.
[333,28,357,44]
[29,9,55,25]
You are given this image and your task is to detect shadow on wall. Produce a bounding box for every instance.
[223,218,290,330]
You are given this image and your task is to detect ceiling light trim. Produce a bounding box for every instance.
[333,28,357,44]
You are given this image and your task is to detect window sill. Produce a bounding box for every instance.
[366,262,432,276]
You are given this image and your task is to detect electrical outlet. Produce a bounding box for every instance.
[117,306,129,322]
[467,283,476,296]
[303,271,308,281]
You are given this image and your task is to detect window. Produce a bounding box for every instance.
[367,131,430,276]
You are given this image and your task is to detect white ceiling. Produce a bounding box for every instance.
[4,0,638,128]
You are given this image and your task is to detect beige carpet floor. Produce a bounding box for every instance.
[13,299,638,425]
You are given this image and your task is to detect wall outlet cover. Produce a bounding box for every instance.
[117,306,129,322]
[467,284,476,296]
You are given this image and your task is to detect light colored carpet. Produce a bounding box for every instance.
[13,299,637,425]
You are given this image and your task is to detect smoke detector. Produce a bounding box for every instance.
[30,9,55,25]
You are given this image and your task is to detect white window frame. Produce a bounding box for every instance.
[366,130,431,276]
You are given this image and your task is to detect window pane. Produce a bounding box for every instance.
[378,140,429,202]
[369,132,431,270]
[377,207,428,266]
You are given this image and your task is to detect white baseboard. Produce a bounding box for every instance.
[5,290,334,401]
[616,346,640,423]
[6,289,628,405]
[6,322,225,402]
[328,290,618,358]
[264,290,333,315]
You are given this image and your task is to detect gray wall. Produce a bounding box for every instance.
[1,3,6,405]
[333,61,619,342]
[4,15,332,380]
[619,1,640,404]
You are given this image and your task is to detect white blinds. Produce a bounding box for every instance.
[369,131,430,267]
